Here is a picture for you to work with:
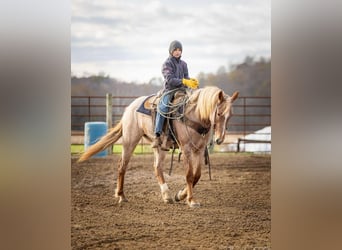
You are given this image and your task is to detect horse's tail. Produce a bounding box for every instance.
[77,121,123,162]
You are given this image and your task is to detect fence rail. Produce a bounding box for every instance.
[71,95,271,138]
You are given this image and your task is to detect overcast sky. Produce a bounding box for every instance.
[71,0,270,83]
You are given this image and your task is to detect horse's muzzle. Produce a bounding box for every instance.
[215,138,223,145]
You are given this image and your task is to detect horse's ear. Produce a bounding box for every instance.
[230,91,239,102]
[218,91,224,103]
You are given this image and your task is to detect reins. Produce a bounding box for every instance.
[157,89,189,120]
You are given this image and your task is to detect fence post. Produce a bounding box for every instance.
[243,97,246,138]
[106,93,113,155]
[88,96,91,122]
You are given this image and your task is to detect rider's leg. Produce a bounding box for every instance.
[152,94,171,148]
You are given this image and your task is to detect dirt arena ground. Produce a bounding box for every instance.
[72,153,271,249]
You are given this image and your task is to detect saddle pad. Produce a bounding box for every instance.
[136,94,156,116]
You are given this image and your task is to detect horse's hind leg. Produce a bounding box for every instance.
[153,149,173,204]
[115,157,129,203]
[115,143,137,203]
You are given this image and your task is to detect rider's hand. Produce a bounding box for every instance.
[190,78,199,86]
[182,78,199,89]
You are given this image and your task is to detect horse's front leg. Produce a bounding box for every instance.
[175,150,202,208]
[153,149,173,204]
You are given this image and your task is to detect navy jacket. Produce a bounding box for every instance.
[161,56,189,91]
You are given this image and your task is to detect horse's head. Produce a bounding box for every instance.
[211,91,239,145]
[190,87,239,145]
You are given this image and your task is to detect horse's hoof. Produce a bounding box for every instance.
[118,197,128,203]
[175,193,180,202]
[164,197,173,204]
[188,201,200,208]
[174,190,182,202]
[162,192,173,204]
[175,190,186,202]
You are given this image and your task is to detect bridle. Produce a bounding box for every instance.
[181,105,219,152]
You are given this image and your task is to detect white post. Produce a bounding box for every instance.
[106,93,113,155]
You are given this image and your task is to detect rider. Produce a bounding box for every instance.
[151,40,199,150]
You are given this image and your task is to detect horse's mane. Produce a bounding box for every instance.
[189,86,223,122]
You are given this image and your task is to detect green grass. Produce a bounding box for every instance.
[71,144,160,155]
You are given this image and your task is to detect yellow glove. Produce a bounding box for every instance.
[182,78,199,89]
[190,78,199,86]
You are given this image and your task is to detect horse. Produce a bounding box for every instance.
[78,86,239,208]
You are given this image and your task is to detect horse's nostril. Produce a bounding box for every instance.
[216,138,223,145]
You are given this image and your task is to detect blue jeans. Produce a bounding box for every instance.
[154,93,172,135]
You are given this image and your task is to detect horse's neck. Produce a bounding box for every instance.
[184,103,211,128]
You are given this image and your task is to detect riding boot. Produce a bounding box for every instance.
[151,136,161,148]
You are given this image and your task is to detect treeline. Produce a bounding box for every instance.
[71,75,161,96]
[71,56,270,97]
[198,56,270,97]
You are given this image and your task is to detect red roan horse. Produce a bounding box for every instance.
[78,86,239,208]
